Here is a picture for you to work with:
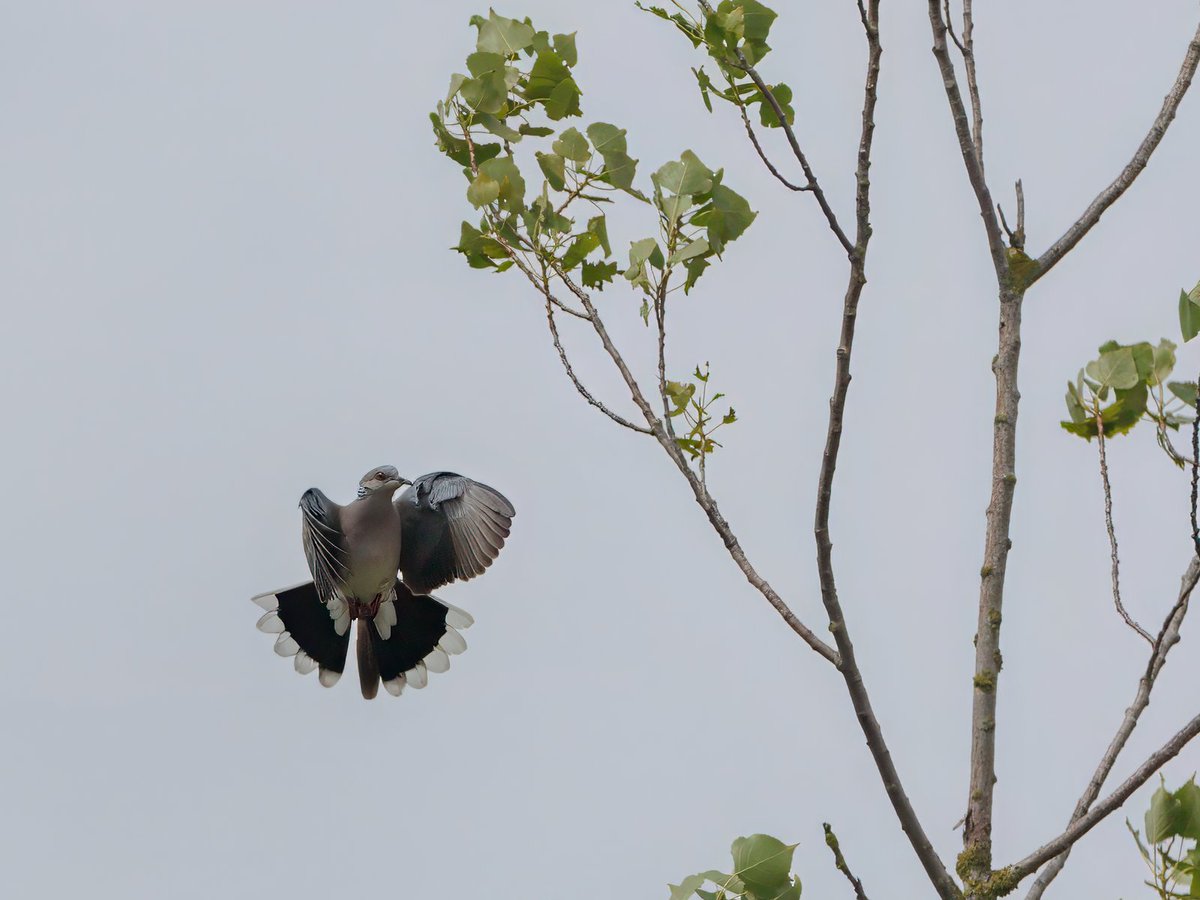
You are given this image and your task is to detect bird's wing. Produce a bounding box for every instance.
[299,487,350,611]
[394,472,514,594]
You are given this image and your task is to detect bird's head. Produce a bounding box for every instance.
[357,465,410,497]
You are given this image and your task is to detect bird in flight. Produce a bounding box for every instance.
[252,467,515,699]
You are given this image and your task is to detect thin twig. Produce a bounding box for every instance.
[1192,374,1200,556]
[824,823,870,900]
[961,0,984,169]
[927,1,1007,275]
[943,0,965,52]
[1007,710,1200,884]
[696,0,854,256]
[997,181,1026,251]
[736,99,810,192]
[544,295,652,436]
[1095,411,1154,643]
[1031,20,1200,286]
[1023,563,1198,897]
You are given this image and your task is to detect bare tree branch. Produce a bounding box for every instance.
[927,3,1026,890]
[824,823,870,900]
[543,295,653,436]
[1095,413,1154,644]
[1008,709,1200,884]
[1030,20,1200,286]
[926,0,1007,276]
[811,5,961,896]
[697,0,855,256]
[1024,557,1197,899]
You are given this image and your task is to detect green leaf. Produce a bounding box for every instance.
[735,0,778,40]
[552,127,590,162]
[1064,381,1087,424]
[582,259,618,290]
[476,111,523,142]
[684,256,710,293]
[1086,347,1140,390]
[730,834,796,896]
[466,172,501,207]
[560,231,600,270]
[473,10,536,56]
[661,193,693,225]
[1153,338,1178,384]
[446,73,467,103]
[460,71,509,114]
[536,151,566,191]
[639,298,650,324]
[587,122,639,191]
[525,50,572,101]
[544,77,583,119]
[1169,381,1198,409]
[523,193,571,234]
[665,381,695,416]
[430,113,501,168]
[1181,288,1200,343]
[553,32,578,67]
[1175,779,1200,841]
[519,124,555,137]
[692,183,757,254]
[629,237,664,270]
[757,83,795,128]
[668,874,708,900]
[693,67,715,112]
[1147,783,1185,843]
[453,221,505,269]
[722,408,737,425]
[478,156,526,210]
[1129,341,1156,384]
[668,238,710,265]
[587,215,611,256]
[653,150,715,196]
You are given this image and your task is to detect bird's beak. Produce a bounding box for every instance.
[390,477,411,490]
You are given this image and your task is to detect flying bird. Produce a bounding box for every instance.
[252,467,515,699]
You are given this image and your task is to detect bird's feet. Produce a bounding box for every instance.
[348,594,382,621]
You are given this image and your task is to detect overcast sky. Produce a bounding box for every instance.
[3,1,1199,897]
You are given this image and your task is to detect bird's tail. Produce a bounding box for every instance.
[357,620,380,699]
[365,580,474,698]
[252,581,350,688]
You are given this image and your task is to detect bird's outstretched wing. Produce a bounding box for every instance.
[299,488,351,632]
[394,472,514,595]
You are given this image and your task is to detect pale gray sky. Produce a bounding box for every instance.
[3,2,1198,897]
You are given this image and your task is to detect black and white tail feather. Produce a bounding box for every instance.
[252,579,474,696]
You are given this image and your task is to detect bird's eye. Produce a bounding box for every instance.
[375,472,385,480]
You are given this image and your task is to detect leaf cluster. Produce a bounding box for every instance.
[666,363,737,463]
[639,2,795,131]
[433,8,755,305]
[669,834,802,900]
[1129,778,1200,899]
[1061,334,1195,464]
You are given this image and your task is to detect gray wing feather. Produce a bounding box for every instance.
[300,488,349,604]
[395,472,514,594]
